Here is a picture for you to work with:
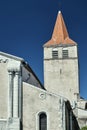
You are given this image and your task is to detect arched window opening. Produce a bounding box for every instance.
[85,103,87,110]
[39,113,47,130]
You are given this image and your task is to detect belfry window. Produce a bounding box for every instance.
[39,113,47,130]
[52,48,58,59]
[62,49,68,59]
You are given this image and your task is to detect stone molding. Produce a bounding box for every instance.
[7,61,21,73]
[0,59,8,63]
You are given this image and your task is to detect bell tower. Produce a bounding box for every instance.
[43,11,79,102]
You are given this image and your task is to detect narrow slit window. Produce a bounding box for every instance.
[52,50,58,59]
[39,113,47,130]
[62,49,68,59]
[85,103,87,110]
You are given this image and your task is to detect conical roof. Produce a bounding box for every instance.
[44,11,76,47]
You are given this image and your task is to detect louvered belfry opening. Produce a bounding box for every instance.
[39,113,47,130]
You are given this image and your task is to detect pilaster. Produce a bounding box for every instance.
[13,71,20,118]
[8,71,13,118]
[7,61,21,130]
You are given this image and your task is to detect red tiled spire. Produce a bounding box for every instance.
[44,11,76,46]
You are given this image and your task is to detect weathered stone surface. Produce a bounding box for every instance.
[23,82,64,130]
[44,45,79,102]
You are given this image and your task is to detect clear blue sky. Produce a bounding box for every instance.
[0,0,87,99]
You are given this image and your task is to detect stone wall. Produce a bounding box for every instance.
[0,120,7,130]
[0,62,8,119]
[23,82,65,130]
[44,45,79,102]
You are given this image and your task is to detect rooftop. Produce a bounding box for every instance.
[44,11,76,47]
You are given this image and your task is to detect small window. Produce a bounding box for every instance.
[62,49,68,59]
[39,113,47,130]
[52,50,58,59]
[85,103,87,110]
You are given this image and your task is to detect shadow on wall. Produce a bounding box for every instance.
[65,101,80,130]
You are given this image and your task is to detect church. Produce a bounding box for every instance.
[0,11,87,130]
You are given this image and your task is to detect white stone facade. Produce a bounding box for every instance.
[23,82,65,130]
[44,44,79,102]
[0,51,80,130]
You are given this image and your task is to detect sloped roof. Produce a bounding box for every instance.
[44,11,76,47]
[0,51,24,61]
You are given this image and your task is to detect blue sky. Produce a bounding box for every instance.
[0,0,87,99]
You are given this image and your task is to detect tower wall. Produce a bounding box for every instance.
[44,45,79,102]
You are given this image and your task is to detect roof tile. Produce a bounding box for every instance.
[44,11,76,47]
